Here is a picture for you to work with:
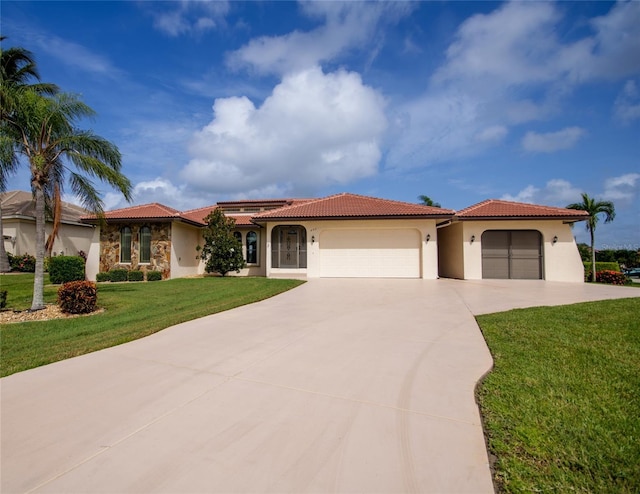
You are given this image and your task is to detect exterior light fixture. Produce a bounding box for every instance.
[553,235,558,244]
[311,235,315,245]
[470,235,476,244]
[426,233,431,242]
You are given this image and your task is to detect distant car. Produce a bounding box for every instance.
[622,267,640,278]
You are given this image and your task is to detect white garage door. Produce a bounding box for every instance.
[319,229,421,278]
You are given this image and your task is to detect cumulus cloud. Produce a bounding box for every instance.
[150,0,229,37]
[522,127,586,153]
[475,125,508,143]
[604,173,640,202]
[227,1,413,76]
[614,80,640,123]
[180,66,387,195]
[502,179,582,206]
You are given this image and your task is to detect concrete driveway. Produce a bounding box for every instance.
[2,279,638,493]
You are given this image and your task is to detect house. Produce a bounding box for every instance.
[1,190,95,258]
[81,192,589,283]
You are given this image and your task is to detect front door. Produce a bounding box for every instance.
[279,229,299,268]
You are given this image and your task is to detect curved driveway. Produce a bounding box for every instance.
[2,279,638,493]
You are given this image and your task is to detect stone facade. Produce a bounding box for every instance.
[99,223,171,279]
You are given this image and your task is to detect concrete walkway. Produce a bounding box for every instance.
[1,279,638,493]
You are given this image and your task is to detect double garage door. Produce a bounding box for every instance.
[482,230,543,279]
[319,229,421,278]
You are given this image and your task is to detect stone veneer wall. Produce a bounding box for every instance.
[100,223,172,279]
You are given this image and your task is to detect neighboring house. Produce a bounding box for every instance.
[1,190,95,258]
[82,193,589,282]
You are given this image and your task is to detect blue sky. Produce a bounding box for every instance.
[3,1,639,248]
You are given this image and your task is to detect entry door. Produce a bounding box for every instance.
[482,230,542,279]
[279,229,299,268]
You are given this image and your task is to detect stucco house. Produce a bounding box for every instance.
[1,190,95,258]
[82,192,589,283]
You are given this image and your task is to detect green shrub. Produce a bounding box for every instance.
[584,261,621,281]
[48,256,85,284]
[109,269,128,282]
[7,253,36,272]
[96,272,112,282]
[127,270,144,282]
[57,281,97,314]
[147,270,162,281]
[0,290,7,309]
[596,270,629,286]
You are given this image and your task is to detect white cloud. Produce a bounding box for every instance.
[181,66,387,195]
[501,185,539,203]
[502,179,582,206]
[522,127,586,153]
[151,0,229,37]
[604,173,640,202]
[614,80,640,123]
[475,125,508,143]
[227,2,413,76]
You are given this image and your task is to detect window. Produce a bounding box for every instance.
[233,231,242,243]
[120,227,131,263]
[246,231,258,264]
[140,226,151,263]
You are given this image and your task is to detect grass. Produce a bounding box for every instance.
[0,274,304,377]
[476,298,640,493]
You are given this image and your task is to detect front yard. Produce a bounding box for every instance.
[0,274,303,377]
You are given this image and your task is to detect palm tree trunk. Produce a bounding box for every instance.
[31,185,46,310]
[590,227,596,283]
[0,203,11,273]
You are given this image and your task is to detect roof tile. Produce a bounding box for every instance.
[455,199,589,219]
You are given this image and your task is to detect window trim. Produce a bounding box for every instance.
[139,226,152,264]
[120,226,132,263]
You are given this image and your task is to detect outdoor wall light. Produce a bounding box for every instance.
[470,235,476,244]
[553,235,558,244]
[311,235,315,245]
[426,233,431,242]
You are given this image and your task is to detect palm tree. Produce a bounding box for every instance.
[2,90,132,310]
[1,37,58,272]
[418,195,441,208]
[567,192,615,282]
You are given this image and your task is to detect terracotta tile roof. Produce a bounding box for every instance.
[229,214,256,226]
[181,205,216,224]
[1,190,90,225]
[253,193,454,220]
[455,199,590,220]
[83,203,206,226]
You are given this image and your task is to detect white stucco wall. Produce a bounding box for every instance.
[437,222,464,279]
[459,220,584,282]
[85,227,101,281]
[263,219,438,279]
[171,222,203,279]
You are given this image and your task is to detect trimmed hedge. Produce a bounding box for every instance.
[96,272,112,282]
[7,253,36,272]
[127,270,144,282]
[48,256,85,284]
[596,270,630,286]
[109,269,128,282]
[147,271,162,281]
[57,281,97,314]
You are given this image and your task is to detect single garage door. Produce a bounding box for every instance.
[319,229,421,278]
[482,230,543,279]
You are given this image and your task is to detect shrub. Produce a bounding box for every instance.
[595,270,629,286]
[0,290,7,309]
[127,270,144,282]
[8,253,36,272]
[147,270,162,281]
[96,272,112,282]
[48,256,86,284]
[57,281,97,314]
[584,262,621,282]
[109,269,128,282]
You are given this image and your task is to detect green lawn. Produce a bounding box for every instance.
[476,298,640,493]
[0,274,304,377]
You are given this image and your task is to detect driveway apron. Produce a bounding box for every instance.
[2,279,637,493]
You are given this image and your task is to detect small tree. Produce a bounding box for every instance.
[418,195,441,207]
[200,208,245,276]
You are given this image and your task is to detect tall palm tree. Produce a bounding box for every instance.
[2,90,131,310]
[1,37,58,272]
[418,195,441,208]
[567,192,615,282]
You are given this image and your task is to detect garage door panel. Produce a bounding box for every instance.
[482,230,542,280]
[320,229,420,278]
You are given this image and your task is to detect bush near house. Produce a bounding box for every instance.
[147,271,162,281]
[595,270,629,285]
[109,269,128,282]
[57,281,97,314]
[584,261,620,281]
[7,253,36,272]
[96,272,112,282]
[127,270,144,282]
[48,256,86,284]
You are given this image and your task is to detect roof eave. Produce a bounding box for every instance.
[252,214,454,222]
[456,215,588,221]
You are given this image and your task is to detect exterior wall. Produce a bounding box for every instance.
[263,219,438,279]
[195,226,268,277]
[170,222,202,278]
[85,228,101,281]
[99,222,171,278]
[437,222,464,279]
[1,218,94,257]
[459,220,584,282]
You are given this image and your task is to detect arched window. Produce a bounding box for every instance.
[233,231,242,244]
[120,227,132,263]
[140,226,151,263]
[246,231,258,264]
